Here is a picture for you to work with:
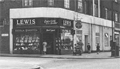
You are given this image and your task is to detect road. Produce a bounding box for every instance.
[0,56,119,69]
[40,58,120,69]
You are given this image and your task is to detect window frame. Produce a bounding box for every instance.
[78,0,83,13]
[64,0,70,8]
[22,0,33,7]
[0,0,4,2]
[114,0,118,2]
[105,8,108,19]
[48,0,54,6]
[115,12,118,22]
[94,3,98,17]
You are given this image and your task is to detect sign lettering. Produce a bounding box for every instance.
[44,20,58,25]
[14,18,73,28]
[46,29,55,32]
[63,20,71,26]
[62,29,71,33]
[16,19,35,25]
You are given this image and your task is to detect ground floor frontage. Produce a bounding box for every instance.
[74,23,113,52]
[11,18,74,54]
[0,7,120,55]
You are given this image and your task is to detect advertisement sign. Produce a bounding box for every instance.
[13,18,73,28]
[75,20,82,29]
[13,18,59,27]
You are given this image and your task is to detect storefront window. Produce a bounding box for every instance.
[13,29,40,54]
[115,34,119,46]
[104,33,109,47]
[61,29,73,50]
[96,33,100,44]
[75,30,82,44]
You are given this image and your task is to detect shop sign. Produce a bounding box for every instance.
[1,33,9,37]
[76,30,82,34]
[62,29,71,33]
[16,19,36,26]
[75,20,82,29]
[105,33,109,38]
[44,19,58,25]
[63,20,71,26]
[14,29,38,32]
[13,18,73,27]
[45,29,56,32]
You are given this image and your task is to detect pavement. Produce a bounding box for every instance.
[0,51,119,59]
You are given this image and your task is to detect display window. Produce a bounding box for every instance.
[61,29,73,50]
[96,33,100,44]
[13,29,40,54]
[104,33,109,47]
[115,34,119,46]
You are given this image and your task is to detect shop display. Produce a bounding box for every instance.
[61,29,73,50]
[55,38,61,54]
[13,29,40,54]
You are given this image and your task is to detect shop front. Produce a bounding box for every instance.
[12,18,73,54]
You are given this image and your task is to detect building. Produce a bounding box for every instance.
[0,0,120,54]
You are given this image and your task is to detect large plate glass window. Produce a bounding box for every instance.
[13,29,40,54]
[61,29,73,50]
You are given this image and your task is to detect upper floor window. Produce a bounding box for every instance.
[22,0,33,7]
[105,8,112,20]
[83,0,87,14]
[48,0,54,6]
[94,4,98,17]
[108,10,112,20]
[114,0,118,2]
[105,8,108,19]
[0,0,4,2]
[115,12,118,22]
[64,0,70,8]
[78,0,83,13]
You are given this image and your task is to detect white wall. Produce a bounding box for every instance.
[10,7,74,20]
[81,23,90,51]
[103,27,112,50]
[9,19,13,54]
[10,7,112,27]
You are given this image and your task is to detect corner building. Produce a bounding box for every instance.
[1,0,120,54]
[10,8,74,54]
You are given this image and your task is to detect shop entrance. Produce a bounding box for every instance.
[43,32,55,54]
[85,35,88,52]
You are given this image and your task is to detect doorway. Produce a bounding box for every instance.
[43,32,55,54]
[85,35,88,52]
